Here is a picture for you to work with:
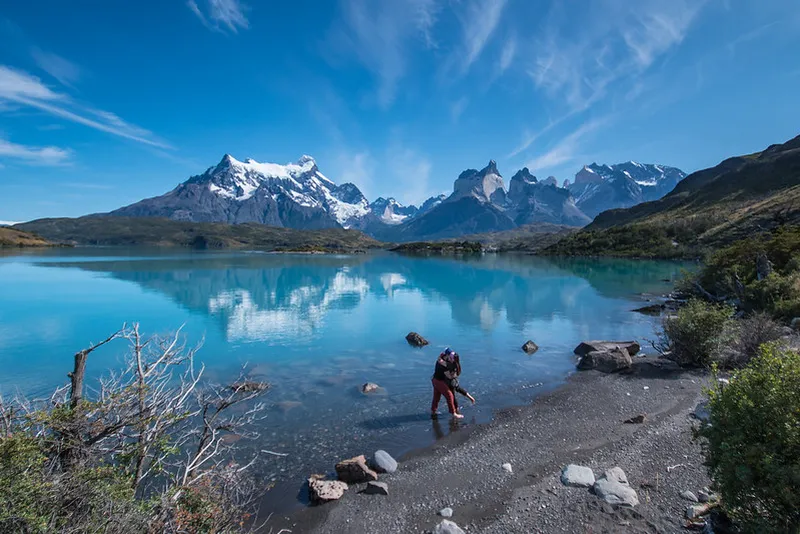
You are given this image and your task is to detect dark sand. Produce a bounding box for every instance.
[271,357,711,533]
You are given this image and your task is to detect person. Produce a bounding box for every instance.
[448,353,476,412]
[431,348,462,419]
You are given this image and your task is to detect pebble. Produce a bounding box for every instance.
[502,463,513,473]
[439,507,453,518]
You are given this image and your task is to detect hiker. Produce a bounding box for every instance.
[431,348,473,418]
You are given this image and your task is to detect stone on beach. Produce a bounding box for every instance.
[574,340,641,357]
[363,481,389,495]
[361,382,380,394]
[439,507,454,518]
[335,455,379,483]
[435,519,466,534]
[308,474,348,503]
[522,340,539,354]
[592,467,639,507]
[576,348,632,373]
[561,464,595,488]
[372,450,398,473]
[406,332,429,347]
[624,414,647,424]
[501,463,513,473]
[680,490,699,502]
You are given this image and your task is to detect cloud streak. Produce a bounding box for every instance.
[459,0,507,73]
[0,137,71,166]
[525,118,605,172]
[0,65,171,149]
[333,0,439,107]
[188,0,249,33]
[31,49,81,87]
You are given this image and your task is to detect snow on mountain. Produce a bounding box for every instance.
[368,197,418,225]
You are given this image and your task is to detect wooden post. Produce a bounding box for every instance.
[68,349,89,408]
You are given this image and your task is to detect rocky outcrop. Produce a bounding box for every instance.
[308,474,348,503]
[574,340,641,357]
[522,340,539,354]
[335,455,379,483]
[561,464,595,488]
[576,348,632,373]
[406,332,429,347]
[593,467,639,507]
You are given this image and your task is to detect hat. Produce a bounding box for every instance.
[444,347,453,355]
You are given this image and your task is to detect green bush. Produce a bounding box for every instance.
[659,299,736,367]
[700,343,800,533]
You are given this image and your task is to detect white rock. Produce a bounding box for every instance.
[373,450,398,473]
[435,519,466,534]
[593,468,639,507]
[439,507,454,518]
[643,386,650,390]
[561,464,596,488]
[502,463,513,473]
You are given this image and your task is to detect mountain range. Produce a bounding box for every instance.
[108,154,686,241]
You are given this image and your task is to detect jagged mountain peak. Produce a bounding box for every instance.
[511,167,537,184]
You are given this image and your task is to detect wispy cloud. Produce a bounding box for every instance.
[335,151,376,199]
[529,0,706,112]
[499,34,516,73]
[525,118,605,172]
[450,96,468,123]
[31,48,81,87]
[387,143,433,206]
[0,65,171,149]
[726,20,780,57]
[64,182,114,190]
[187,0,249,33]
[458,0,507,73]
[332,0,439,107]
[0,137,71,166]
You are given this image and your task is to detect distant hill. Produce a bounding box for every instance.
[447,223,578,252]
[544,134,800,258]
[15,217,383,252]
[0,227,52,247]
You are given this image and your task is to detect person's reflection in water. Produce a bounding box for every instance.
[431,413,462,440]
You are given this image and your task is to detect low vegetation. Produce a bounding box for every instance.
[0,227,53,248]
[15,216,383,252]
[390,241,484,255]
[0,324,269,533]
[700,343,800,533]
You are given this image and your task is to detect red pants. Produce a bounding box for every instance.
[431,379,456,414]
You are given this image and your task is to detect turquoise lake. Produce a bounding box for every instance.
[0,249,687,510]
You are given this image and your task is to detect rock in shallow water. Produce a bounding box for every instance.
[593,468,639,507]
[363,481,389,495]
[308,475,348,503]
[561,464,596,487]
[522,340,539,354]
[373,450,398,474]
[435,519,465,534]
[361,382,380,394]
[335,455,378,483]
[406,332,429,347]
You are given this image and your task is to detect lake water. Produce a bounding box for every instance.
[0,248,686,511]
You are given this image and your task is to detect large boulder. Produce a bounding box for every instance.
[308,474,348,503]
[593,467,639,507]
[335,455,379,483]
[372,450,398,473]
[561,464,596,487]
[406,332,429,347]
[576,348,632,373]
[574,340,640,357]
[522,340,539,354]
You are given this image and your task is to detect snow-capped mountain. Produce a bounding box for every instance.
[369,197,418,225]
[111,154,370,229]
[569,162,686,218]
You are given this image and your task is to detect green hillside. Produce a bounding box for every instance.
[545,134,800,258]
[0,226,53,248]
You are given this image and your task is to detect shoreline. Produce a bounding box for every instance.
[273,356,711,533]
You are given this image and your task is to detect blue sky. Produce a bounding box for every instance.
[1,0,799,222]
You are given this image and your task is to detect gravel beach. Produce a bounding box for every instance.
[273,357,712,534]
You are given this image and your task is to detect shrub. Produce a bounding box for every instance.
[718,312,787,368]
[700,343,800,533]
[658,299,736,367]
